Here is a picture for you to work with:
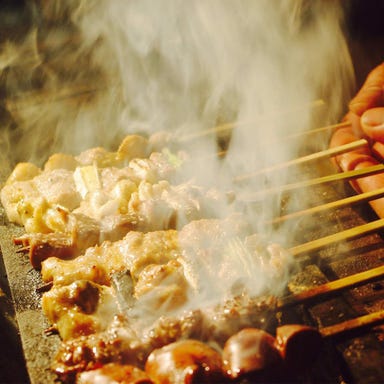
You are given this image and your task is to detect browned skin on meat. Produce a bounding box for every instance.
[77,363,153,384]
[52,295,276,379]
[275,324,323,374]
[14,232,76,269]
[52,316,149,383]
[222,328,283,381]
[145,339,225,384]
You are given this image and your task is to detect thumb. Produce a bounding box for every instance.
[361,107,384,142]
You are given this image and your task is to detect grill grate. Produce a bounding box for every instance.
[1,131,384,383]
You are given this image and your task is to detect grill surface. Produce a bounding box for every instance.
[1,158,384,383]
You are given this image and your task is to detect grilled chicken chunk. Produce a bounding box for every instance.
[40,216,288,343]
[42,280,117,340]
[11,179,228,268]
[52,295,275,380]
[77,363,153,384]
[145,339,224,383]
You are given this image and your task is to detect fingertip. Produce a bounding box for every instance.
[361,108,384,141]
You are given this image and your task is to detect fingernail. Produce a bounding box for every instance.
[361,109,384,128]
[362,115,376,127]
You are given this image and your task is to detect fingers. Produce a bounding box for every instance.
[349,62,384,116]
[329,124,370,172]
[361,107,384,142]
[329,64,384,220]
[352,160,384,219]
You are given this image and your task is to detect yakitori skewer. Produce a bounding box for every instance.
[286,120,352,140]
[235,139,368,181]
[289,218,384,257]
[239,164,384,201]
[278,265,384,309]
[320,309,384,339]
[179,99,325,142]
[269,187,384,224]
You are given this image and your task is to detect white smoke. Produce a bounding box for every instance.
[0,0,354,302]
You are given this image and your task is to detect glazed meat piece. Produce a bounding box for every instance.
[52,295,275,379]
[275,324,323,373]
[75,134,150,167]
[1,168,81,232]
[40,216,248,287]
[43,260,192,341]
[222,328,283,381]
[39,216,289,349]
[42,280,117,340]
[41,229,181,286]
[1,133,185,238]
[145,339,225,384]
[14,211,134,269]
[40,214,270,297]
[52,316,150,382]
[133,260,190,311]
[15,179,229,268]
[146,295,277,349]
[77,363,153,384]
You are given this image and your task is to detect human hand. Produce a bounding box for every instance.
[330,62,384,218]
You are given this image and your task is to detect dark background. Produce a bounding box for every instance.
[344,0,384,87]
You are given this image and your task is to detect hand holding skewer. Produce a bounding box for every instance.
[330,63,384,218]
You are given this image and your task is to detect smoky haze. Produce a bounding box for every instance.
[0,1,354,306]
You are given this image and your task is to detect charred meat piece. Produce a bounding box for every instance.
[1,135,192,266]
[52,295,276,378]
[275,324,323,373]
[77,363,153,384]
[145,339,225,384]
[52,316,150,382]
[41,280,117,340]
[41,229,181,286]
[40,214,284,290]
[222,328,283,382]
[12,179,230,267]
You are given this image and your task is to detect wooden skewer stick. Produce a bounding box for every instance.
[278,265,384,309]
[235,139,368,181]
[320,310,384,339]
[289,218,384,257]
[286,120,352,139]
[200,121,353,160]
[270,187,384,224]
[178,99,325,142]
[239,164,384,201]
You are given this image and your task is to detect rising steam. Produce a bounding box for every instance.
[0,1,354,307]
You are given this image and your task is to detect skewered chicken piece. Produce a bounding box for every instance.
[41,228,182,287]
[77,363,153,384]
[52,295,276,381]
[12,179,230,268]
[42,280,118,340]
[52,316,146,383]
[1,134,186,234]
[222,328,283,382]
[2,147,186,231]
[42,259,192,341]
[145,339,225,383]
[275,324,323,373]
[40,214,289,290]
[39,216,291,341]
[40,215,250,287]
